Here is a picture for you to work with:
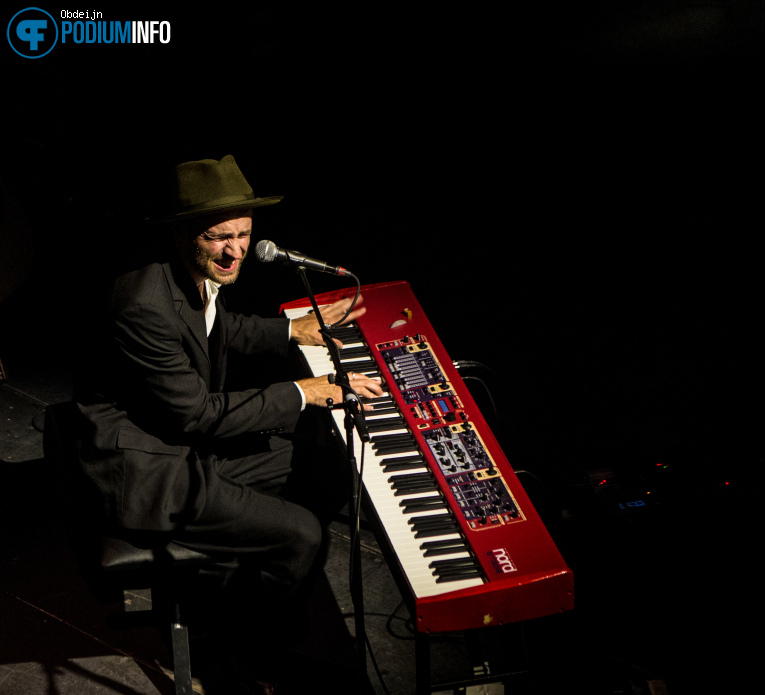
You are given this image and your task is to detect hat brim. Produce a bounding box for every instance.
[147,195,283,224]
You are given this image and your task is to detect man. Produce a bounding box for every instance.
[74,155,382,690]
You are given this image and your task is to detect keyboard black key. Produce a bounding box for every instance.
[420,539,470,557]
[401,496,448,514]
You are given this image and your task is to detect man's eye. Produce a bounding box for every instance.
[202,231,249,242]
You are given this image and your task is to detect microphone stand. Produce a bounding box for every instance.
[294,266,371,692]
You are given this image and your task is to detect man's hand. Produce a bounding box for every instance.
[290,296,366,348]
[297,372,384,410]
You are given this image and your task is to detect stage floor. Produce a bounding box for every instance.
[0,346,745,695]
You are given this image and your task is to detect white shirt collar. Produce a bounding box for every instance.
[204,279,220,336]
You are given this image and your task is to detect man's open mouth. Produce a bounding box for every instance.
[214,259,238,273]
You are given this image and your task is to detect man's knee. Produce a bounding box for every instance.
[257,508,321,592]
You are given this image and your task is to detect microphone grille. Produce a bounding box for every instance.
[255,239,277,263]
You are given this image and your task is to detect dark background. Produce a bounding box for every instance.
[2,3,762,523]
[1,5,763,691]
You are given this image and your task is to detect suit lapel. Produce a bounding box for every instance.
[163,260,212,387]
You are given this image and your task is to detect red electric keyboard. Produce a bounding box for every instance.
[281,280,573,634]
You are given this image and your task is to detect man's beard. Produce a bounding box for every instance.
[193,241,246,285]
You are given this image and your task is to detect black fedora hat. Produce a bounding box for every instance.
[151,155,282,222]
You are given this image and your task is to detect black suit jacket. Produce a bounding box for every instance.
[76,257,303,532]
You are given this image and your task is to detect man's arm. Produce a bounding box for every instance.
[114,302,302,438]
[286,296,384,408]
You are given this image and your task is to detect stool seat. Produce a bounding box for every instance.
[100,537,228,573]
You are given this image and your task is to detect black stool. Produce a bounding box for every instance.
[43,401,237,695]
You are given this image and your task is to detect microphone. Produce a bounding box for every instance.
[255,239,352,276]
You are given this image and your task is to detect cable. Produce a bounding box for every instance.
[459,375,500,423]
[452,360,501,423]
[334,272,362,326]
[348,435,364,594]
[453,359,495,375]
[513,468,547,490]
[385,600,415,640]
[364,631,392,695]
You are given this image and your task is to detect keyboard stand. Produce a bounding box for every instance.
[415,623,532,695]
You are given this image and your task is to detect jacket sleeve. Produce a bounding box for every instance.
[113,301,302,439]
[223,311,292,357]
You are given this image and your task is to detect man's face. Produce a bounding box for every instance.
[188,211,253,286]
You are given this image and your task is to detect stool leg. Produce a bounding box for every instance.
[170,604,193,695]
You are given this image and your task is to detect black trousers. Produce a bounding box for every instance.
[173,432,323,593]
[167,419,348,683]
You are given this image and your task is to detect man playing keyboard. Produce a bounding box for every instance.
[73,154,382,693]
